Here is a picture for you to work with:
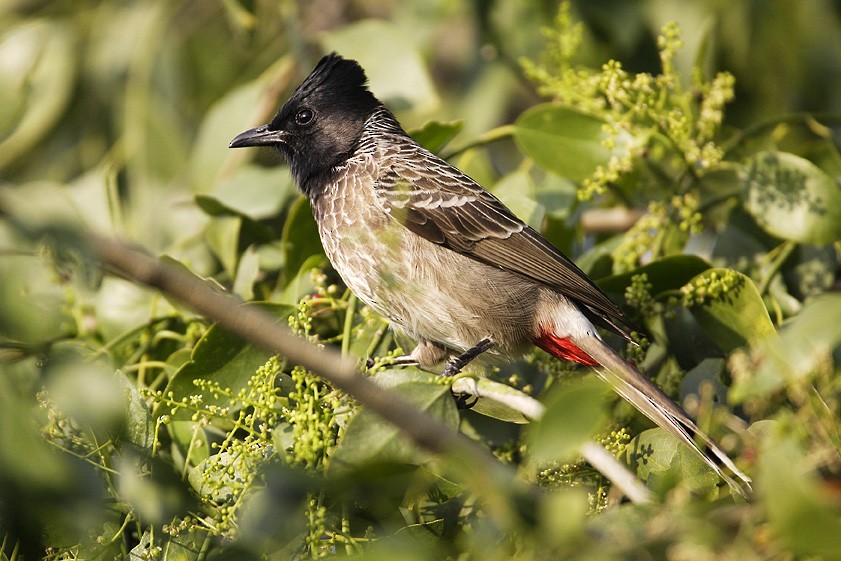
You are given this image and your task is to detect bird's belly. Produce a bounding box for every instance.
[318,215,538,356]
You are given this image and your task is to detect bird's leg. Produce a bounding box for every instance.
[444,337,495,409]
[442,337,495,377]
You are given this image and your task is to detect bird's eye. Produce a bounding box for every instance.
[295,108,314,126]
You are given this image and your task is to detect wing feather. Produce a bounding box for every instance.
[375,145,636,339]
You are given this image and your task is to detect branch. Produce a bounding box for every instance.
[580,206,643,234]
[82,234,511,482]
[451,377,652,503]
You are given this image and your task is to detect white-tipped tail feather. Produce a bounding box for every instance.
[569,334,752,498]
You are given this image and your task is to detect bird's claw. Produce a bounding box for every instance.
[451,388,479,409]
[446,371,479,409]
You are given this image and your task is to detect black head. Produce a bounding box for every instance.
[230,53,382,196]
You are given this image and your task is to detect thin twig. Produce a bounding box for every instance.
[442,124,516,160]
[579,442,652,504]
[580,207,643,234]
[757,241,796,297]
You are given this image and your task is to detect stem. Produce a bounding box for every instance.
[363,321,389,360]
[579,442,652,505]
[340,293,357,358]
[181,421,203,480]
[196,530,213,561]
[442,124,516,160]
[722,112,841,156]
[696,188,744,214]
[757,241,796,296]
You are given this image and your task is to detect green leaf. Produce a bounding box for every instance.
[732,293,841,400]
[0,365,75,487]
[0,22,75,170]
[279,196,324,288]
[276,253,323,305]
[452,377,537,424]
[678,358,728,405]
[168,421,210,467]
[513,105,612,181]
[662,307,721,367]
[699,165,743,200]
[190,55,295,191]
[188,450,257,503]
[95,277,178,344]
[491,170,544,229]
[534,172,578,220]
[204,215,241,278]
[596,254,711,297]
[768,293,841,377]
[527,377,609,465]
[785,244,837,298]
[329,370,458,472]
[537,488,589,548]
[711,206,777,265]
[0,174,113,237]
[195,164,295,220]
[575,234,623,278]
[118,452,199,525]
[759,428,841,558]
[160,530,208,561]
[130,529,208,561]
[232,244,260,301]
[344,302,393,362]
[368,367,436,388]
[322,20,439,114]
[73,520,126,561]
[408,120,464,153]
[164,304,295,420]
[683,268,776,353]
[0,253,75,345]
[627,428,719,495]
[120,371,155,451]
[742,151,841,244]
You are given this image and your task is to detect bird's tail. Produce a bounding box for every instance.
[536,331,752,498]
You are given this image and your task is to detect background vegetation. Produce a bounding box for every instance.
[3,0,841,559]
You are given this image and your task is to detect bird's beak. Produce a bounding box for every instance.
[229,124,288,148]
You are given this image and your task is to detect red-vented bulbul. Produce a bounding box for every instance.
[230,53,751,496]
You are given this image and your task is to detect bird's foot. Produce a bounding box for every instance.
[442,338,494,408]
[449,376,481,409]
[452,390,479,410]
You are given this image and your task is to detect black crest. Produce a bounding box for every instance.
[263,53,383,195]
[287,53,371,104]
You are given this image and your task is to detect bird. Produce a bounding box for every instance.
[229,53,752,497]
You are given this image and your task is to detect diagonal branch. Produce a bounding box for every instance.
[87,233,490,464]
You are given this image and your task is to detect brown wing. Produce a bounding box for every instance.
[375,144,636,341]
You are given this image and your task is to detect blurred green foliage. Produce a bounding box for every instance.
[3,1,841,560]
